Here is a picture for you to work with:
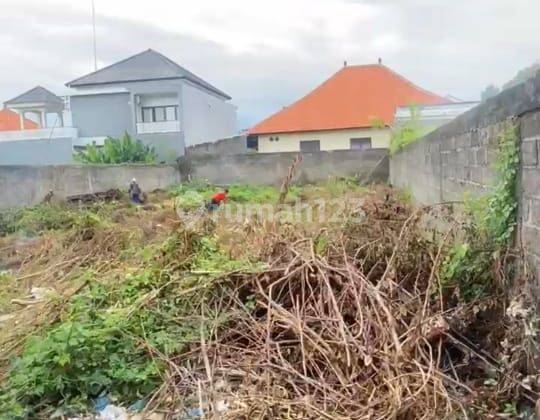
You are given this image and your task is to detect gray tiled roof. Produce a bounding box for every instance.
[66,49,231,100]
[5,86,63,105]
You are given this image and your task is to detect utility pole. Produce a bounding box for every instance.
[91,0,97,71]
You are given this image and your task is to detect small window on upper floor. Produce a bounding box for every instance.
[350,137,372,150]
[154,107,166,122]
[165,106,177,121]
[141,105,178,122]
[142,108,153,123]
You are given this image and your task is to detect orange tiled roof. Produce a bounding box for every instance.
[0,109,38,131]
[250,64,450,135]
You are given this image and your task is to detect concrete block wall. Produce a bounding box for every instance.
[390,117,504,204]
[185,149,389,186]
[186,135,250,157]
[520,110,540,281]
[391,72,540,296]
[0,164,180,209]
[0,149,388,209]
[389,139,442,203]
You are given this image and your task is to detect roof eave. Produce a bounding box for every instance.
[249,124,390,136]
[67,76,232,100]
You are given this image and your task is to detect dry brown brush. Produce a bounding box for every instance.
[153,194,537,419]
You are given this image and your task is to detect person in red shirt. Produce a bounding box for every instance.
[207,188,229,211]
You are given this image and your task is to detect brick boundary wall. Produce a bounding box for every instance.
[0,149,389,209]
[182,149,389,186]
[0,164,180,209]
[390,71,540,296]
[520,110,540,282]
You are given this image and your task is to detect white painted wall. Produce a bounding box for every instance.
[0,127,78,142]
[257,127,391,153]
[181,81,237,147]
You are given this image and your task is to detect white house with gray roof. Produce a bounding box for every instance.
[66,49,237,162]
[4,86,66,129]
[0,86,76,165]
[0,49,237,165]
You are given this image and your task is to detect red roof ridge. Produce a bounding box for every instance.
[377,64,454,105]
[249,64,449,135]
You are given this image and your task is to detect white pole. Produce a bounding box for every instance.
[91,0,97,71]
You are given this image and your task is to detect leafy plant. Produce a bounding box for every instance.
[370,117,385,129]
[75,132,157,164]
[501,401,518,416]
[170,181,286,204]
[176,190,205,210]
[0,209,22,236]
[0,203,113,237]
[190,235,257,274]
[390,105,436,154]
[439,122,519,299]
[227,184,282,203]
[484,124,520,246]
[0,271,16,312]
[0,232,255,417]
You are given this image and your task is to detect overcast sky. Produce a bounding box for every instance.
[1,0,540,129]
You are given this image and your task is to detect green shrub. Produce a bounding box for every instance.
[169,179,215,197]
[439,122,519,300]
[0,209,22,236]
[0,233,256,417]
[390,106,435,154]
[0,203,112,237]
[176,190,205,210]
[2,317,161,418]
[170,181,284,204]
[75,132,156,164]
[227,184,281,203]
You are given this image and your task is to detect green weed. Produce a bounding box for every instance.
[439,122,519,300]
[390,106,436,154]
[170,181,285,204]
[0,271,16,312]
[0,203,114,237]
[0,232,256,417]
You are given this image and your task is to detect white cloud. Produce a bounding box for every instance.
[2,0,540,128]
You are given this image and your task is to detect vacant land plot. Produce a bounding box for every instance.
[0,180,537,419]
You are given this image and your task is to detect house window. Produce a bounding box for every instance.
[300,140,320,152]
[142,108,153,122]
[350,137,372,150]
[247,135,259,151]
[141,105,178,123]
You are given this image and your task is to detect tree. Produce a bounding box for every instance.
[502,61,540,90]
[480,84,500,102]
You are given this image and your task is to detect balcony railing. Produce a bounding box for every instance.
[136,121,180,134]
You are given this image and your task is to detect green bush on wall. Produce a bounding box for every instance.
[75,132,157,164]
[390,105,436,154]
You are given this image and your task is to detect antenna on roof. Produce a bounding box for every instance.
[378,57,382,65]
[91,0,98,71]
[343,60,347,67]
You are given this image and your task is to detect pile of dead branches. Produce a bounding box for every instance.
[157,193,538,419]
